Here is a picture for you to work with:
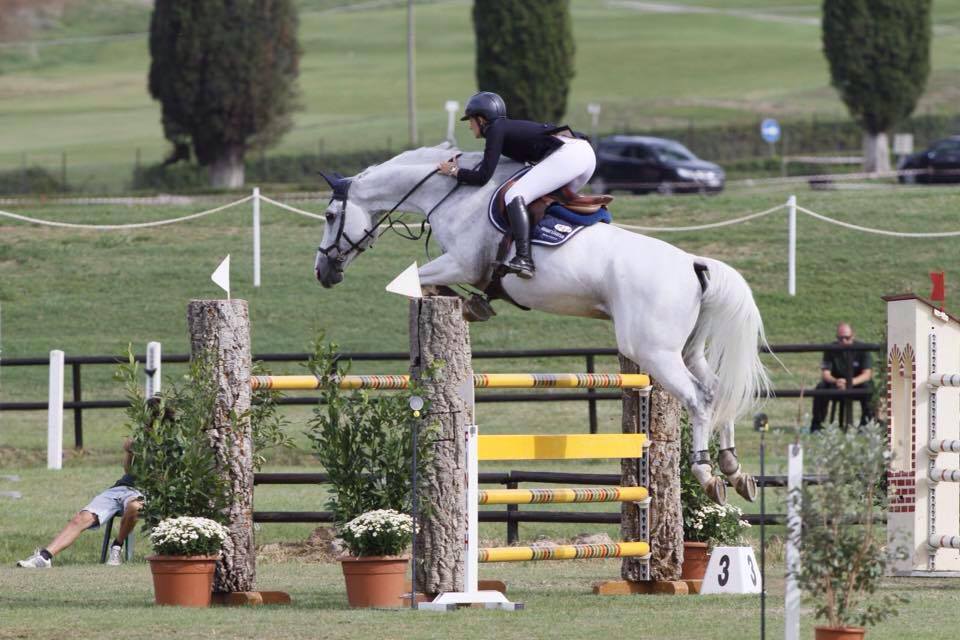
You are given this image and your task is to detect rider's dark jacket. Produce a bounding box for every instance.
[456,118,571,186]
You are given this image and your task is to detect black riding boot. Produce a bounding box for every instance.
[505,196,535,279]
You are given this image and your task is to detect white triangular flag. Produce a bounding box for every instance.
[385,262,422,299]
[211,254,231,299]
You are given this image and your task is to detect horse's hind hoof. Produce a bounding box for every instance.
[734,474,757,502]
[705,477,727,505]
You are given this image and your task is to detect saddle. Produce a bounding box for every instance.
[494,180,614,223]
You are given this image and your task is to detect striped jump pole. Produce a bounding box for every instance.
[250,372,650,391]
[479,486,649,505]
[479,541,650,563]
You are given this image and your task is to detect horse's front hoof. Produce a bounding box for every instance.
[463,295,496,322]
[705,476,727,505]
[734,473,757,502]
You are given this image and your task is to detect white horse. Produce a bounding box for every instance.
[314,145,770,504]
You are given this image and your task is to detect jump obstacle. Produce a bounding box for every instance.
[259,366,655,609]
[886,294,960,575]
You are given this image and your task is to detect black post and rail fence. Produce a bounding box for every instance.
[0,342,881,450]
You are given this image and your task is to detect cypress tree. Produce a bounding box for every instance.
[472,1,575,123]
[822,0,931,172]
[148,1,301,188]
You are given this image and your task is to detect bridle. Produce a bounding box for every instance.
[316,159,463,269]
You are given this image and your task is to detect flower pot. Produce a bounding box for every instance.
[339,555,410,608]
[148,555,218,607]
[681,541,710,580]
[814,626,865,640]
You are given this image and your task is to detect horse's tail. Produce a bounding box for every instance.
[686,258,771,430]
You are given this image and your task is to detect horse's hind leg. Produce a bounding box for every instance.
[686,349,757,502]
[718,420,757,501]
[638,349,728,505]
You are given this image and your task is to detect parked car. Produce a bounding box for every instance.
[898,135,960,184]
[590,135,725,195]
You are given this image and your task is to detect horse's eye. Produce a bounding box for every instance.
[325,212,336,223]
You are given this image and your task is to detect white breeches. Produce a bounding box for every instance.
[504,138,596,203]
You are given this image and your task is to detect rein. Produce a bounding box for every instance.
[317,155,463,266]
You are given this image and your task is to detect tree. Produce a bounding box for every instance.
[822,0,931,173]
[472,1,574,123]
[148,1,301,188]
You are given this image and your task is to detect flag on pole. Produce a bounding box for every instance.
[930,271,945,305]
[211,255,231,299]
[385,262,422,299]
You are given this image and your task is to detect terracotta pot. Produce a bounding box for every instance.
[339,555,410,608]
[681,541,710,580]
[814,626,865,640]
[148,555,218,607]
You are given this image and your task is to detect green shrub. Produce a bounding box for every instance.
[117,349,292,529]
[0,167,69,195]
[794,422,907,629]
[305,339,438,525]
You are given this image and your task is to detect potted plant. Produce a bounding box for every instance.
[793,422,906,640]
[117,350,290,607]
[148,516,231,607]
[306,339,437,607]
[338,509,415,607]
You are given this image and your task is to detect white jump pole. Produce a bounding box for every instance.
[787,194,797,296]
[47,350,64,470]
[145,341,162,398]
[252,187,261,288]
[784,442,803,640]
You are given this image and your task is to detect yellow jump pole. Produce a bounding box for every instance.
[478,486,648,505]
[479,541,651,563]
[249,372,650,391]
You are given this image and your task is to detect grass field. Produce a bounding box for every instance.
[3,0,960,191]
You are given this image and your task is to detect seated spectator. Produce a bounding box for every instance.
[16,438,142,568]
[810,322,875,432]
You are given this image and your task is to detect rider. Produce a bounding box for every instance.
[437,91,596,279]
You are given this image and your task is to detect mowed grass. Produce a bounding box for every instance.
[3,0,960,190]
[1,467,958,640]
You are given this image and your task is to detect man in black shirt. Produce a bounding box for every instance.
[16,438,142,568]
[810,322,875,431]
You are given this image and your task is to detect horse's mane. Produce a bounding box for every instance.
[356,143,519,183]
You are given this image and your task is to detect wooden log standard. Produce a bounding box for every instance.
[594,358,686,596]
[188,299,255,595]
[409,296,472,596]
[187,299,289,606]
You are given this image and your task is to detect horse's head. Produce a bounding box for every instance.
[314,171,376,288]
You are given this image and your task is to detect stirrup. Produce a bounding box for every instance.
[504,256,535,279]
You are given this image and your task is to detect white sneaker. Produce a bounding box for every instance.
[16,549,52,568]
[107,545,123,566]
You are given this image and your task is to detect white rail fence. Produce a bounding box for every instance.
[3,190,960,297]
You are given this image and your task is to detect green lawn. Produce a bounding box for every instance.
[3,0,960,191]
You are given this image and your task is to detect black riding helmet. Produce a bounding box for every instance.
[460,91,507,123]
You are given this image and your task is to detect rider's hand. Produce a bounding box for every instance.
[438,160,458,177]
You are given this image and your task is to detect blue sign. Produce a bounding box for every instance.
[760,118,781,144]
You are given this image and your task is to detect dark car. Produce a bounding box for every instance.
[590,135,725,195]
[898,135,960,184]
